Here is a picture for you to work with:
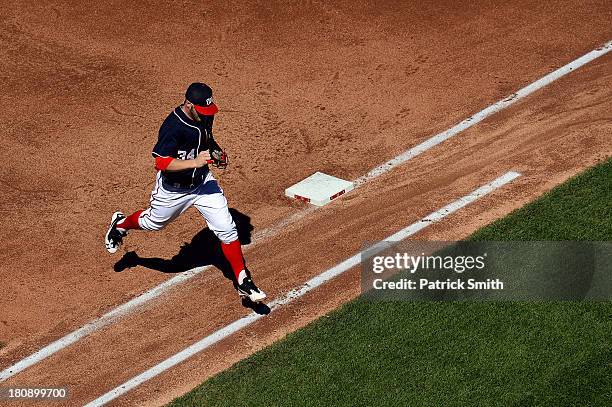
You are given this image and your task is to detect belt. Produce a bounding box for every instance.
[162,180,197,191]
[161,174,205,191]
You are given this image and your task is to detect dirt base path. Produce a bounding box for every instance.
[0,1,610,405]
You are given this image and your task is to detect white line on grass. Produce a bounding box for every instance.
[84,170,521,406]
[1,39,609,383]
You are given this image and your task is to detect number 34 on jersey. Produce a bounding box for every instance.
[177,149,196,160]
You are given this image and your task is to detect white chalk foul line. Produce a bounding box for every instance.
[239,40,612,238]
[354,40,612,187]
[2,39,609,383]
[84,171,521,406]
[0,268,206,382]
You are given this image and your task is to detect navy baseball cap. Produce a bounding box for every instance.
[185,82,218,116]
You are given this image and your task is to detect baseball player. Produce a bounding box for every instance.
[105,82,266,302]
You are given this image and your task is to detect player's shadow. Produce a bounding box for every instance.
[114,208,270,315]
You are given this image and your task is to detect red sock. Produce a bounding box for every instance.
[117,210,143,231]
[221,239,246,282]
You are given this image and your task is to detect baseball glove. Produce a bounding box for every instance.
[210,149,229,169]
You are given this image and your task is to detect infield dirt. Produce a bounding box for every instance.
[0,1,610,405]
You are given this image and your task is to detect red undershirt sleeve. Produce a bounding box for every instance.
[155,156,174,171]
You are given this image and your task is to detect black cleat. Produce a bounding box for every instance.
[237,277,267,302]
[105,211,127,254]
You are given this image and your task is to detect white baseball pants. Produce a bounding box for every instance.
[138,171,238,243]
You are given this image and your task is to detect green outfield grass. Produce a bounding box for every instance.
[169,158,612,407]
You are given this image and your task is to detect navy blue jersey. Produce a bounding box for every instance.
[152,106,221,188]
